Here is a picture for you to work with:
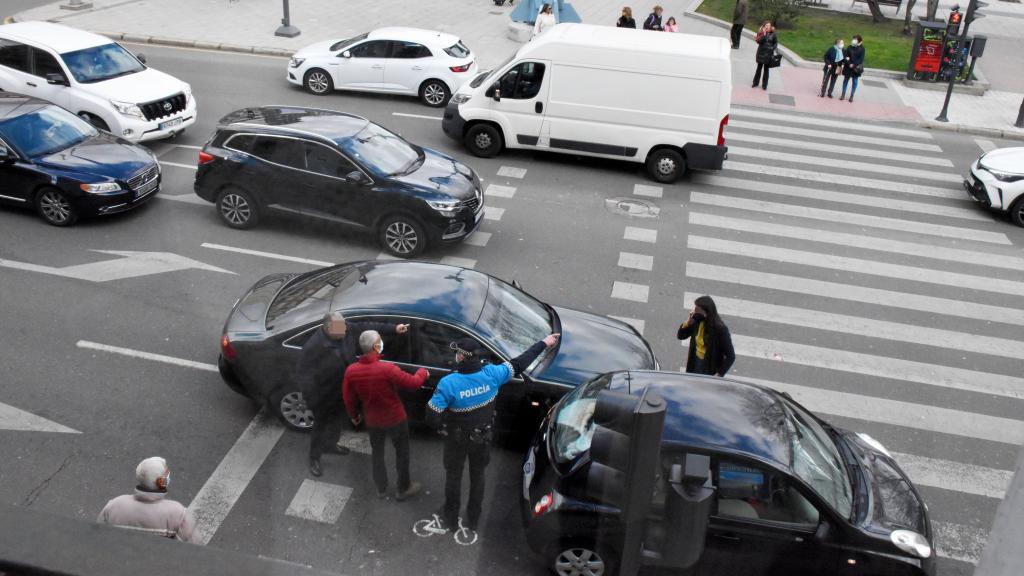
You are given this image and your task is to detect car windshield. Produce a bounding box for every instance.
[443,41,471,58]
[265,266,354,330]
[61,43,145,84]
[476,279,552,361]
[0,105,96,158]
[784,400,854,519]
[337,122,421,177]
[330,32,368,52]
[470,53,514,88]
[550,373,613,465]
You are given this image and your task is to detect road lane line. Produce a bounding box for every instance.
[497,166,528,179]
[464,231,491,247]
[633,184,663,198]
[159,161,197,170]
[731,335,1024,400]
[688,213,1022,269]
[611,281,649,303]
[684,292,1024,361]
[439,256,477,269]
[187,409,285,545]
[624,226,658,243]
[76,340,217,372]
[172,144,203,150]
[722,161,963,199]
[728,147,960,184]
[200,243,334,267]
[484,207,505,221]
[618,252,654,271]
[391,112,442,121]
[892,452,1011,500]
[285,479,353,524]
[729,120,943,152]
[731,108,933,139]
[974,138,997,153]
[688,236,1024,295]
[727,132,954,167]
[686,262,1024,326]
[486,184,516,198]
[160,194,209,206]
[690,192,1008,244]
[933,521,987,564]
[0,402,80,434]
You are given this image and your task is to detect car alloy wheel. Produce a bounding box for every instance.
[37,189,77,226]
[277,390,314,430]
[305,70,332,95]
[385,220,420,256]
[216,188,259,229]
[554,547,607,576]
[421,81,449,107]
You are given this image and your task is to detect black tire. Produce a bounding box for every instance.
[645,147,685,183]
[419,79,450,107]
[549,541,617,576]
[35,187,79,227]
[268,387,315,431]
[215,188,259,229]
[1009,195,1024,227]
[78,112,110,132]
[464,123,503,158]
[378,213,427,258]
[304,68,333,95]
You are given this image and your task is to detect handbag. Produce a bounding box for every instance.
[855,64,864,75]
[768,52,782,68]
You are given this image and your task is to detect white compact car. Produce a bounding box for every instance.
[964,147,1024,227]
[0,21,195,142]
[287,28,477,107]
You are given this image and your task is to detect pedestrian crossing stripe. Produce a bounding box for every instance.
[727,132,955,167]
[722,161,963,200]
[728,119,944,153]
[891,452,1012,500]
[728,147,962,185]
[730,108,934,140]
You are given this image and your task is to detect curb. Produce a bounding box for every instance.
[918,120,1024,141]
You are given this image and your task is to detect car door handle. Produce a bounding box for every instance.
[371,65,384,69]
[26,81,37,87]
[535,102,543,113]
[412,66,423,70]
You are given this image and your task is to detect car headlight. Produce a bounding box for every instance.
[427,199,460,217]
[890,530,932,559]
[183,85,193,107]
[986,168,1024,183]
[80,182,122,193]
[110,99,144,118]
[289,57,305,68]
[451,93,471,105]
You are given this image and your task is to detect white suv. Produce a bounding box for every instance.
[0,21,196,142]
[287,27,477,107]
[964,147,1024,227]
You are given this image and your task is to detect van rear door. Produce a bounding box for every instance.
[490,60,550,148]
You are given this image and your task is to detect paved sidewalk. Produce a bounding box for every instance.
[9,0,1024,139]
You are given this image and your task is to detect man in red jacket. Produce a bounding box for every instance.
[343,329,429,500]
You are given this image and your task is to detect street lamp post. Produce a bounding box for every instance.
[1016,95,1024,129]
[60,0,94,11]
[274,0,301,38]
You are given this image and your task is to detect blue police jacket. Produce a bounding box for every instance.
[428,362,514,428]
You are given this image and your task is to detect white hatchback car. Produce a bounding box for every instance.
[964,147,1024,227]
[287,28,477,107]
[0,21,195,142]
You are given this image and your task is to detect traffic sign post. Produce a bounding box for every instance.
[936,0,987,122]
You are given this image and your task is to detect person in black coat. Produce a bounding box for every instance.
[841,34,866,102]
[642,5,664,30]
[295,311,408,477]
[677,295,735,377]
[617,6,637,28]
[752,21,777,91]
[819,38,845,98]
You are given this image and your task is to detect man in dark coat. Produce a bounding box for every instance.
[730,0,748,49]
[820,38,846,98]
[642,5,664,30]
[295,311,408,477]
[677,295,735,377]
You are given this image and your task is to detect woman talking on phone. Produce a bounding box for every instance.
[677,295,735,376]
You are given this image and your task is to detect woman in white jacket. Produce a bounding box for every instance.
[533,3,556,38]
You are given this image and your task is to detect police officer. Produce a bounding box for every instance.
[425,333,560,542]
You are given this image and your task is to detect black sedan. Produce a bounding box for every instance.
[217,260,658,432]
[523,371,935,576]
[0,93,160,226]
[194,106,484,258]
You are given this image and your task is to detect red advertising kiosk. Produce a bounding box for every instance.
[907,20,950,81]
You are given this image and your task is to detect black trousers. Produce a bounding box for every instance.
[368,420,411,493]
[308,403,345,461]
[753,62,770,88]
[442,431,490,529]
[820,67,839,96]
[730,23,744,47]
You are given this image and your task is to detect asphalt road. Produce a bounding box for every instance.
[1,43,1023,576]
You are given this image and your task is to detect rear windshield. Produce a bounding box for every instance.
[443,41,471,58]
[266,266,353,329]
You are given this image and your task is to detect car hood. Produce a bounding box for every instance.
[533,307,657,385]
[843,431,930,538]
[391,147,478,201]
[980,147,1024,175]
[79,67,187,104]
[293,39,341,57]
[34,131,154,180]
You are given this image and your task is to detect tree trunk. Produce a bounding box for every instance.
[865,0,885,22]
[903,0,917,34]
[926,0,940,20]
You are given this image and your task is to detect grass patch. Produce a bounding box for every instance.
[697,0,914,71]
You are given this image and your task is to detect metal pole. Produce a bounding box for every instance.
[934,38,958,122]
[60,0,94,11]
[274,0,301,38]
[1016,96,1024,128]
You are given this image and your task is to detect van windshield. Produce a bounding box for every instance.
[470,54,515,89]
[549,374,613,466]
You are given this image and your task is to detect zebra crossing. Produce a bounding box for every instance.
[679,106,1023,571]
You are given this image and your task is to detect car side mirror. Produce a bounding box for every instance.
[511,279,522,289]
[492,87,501,102]
[345,170,368,185]
[341,50,352,58]
[0,144,14,163]
[814,519,831,542]
[135,53,147,64]
[45,73,68,86]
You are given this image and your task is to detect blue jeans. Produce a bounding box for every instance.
[842,75,859,98]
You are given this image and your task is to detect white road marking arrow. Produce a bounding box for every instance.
[0,250,233,282]
[0,402,80,434]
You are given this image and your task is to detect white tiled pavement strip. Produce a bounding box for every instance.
[285,480,353,524]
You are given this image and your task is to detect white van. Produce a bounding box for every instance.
[441,23,731,183]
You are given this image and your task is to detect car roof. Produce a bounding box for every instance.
[218,106,369,142]
[0,92,49,119]
[0,21,111,54]
[615,371,792,468]
[367,27,460,47]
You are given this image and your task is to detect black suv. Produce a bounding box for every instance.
[193,106,484,258]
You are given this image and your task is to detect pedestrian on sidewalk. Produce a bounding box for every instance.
[533,3,557,38]
[643,5,664,30]
[677,295,735,377]
[664,16,679,32]
[617,6,637,28]
[841,35,865,102]
[296,311,409,477]
[731,0,748,49]
[819,38,846,98]
[98,457,199,544]
[343,330,429,500]
[752,21,777,91]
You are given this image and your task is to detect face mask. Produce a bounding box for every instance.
[852,40,859,46]
[162,473,170,490]
[838,42,844,49]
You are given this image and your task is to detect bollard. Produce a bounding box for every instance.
[1016,96,1023,129]
[274,0,301,38]
[60,0,94,10]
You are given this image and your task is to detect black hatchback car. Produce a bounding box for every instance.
[523,371,935,576]
[194,106,484,258]
[0,93,160,226]
[217,260,657,432]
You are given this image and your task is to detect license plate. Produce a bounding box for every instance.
[159,117,183,130]
[135,179,159,198]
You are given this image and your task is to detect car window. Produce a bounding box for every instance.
[30,48,65,80]
[60,42,145,84]
[329,32,368,52]
[224,133,256,154]
[348,316,414,365]
[444,41,471,58]
[250,136,304,170]
[304,141,356,178]
[0,105,96,158]
[498,62,545,100]
[715,459,820,528]
[0,39,30,73]
[390,41,430,59]
[350,40,389,58]
[415,321,472,368]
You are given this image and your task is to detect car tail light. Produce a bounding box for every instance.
[717,114,729,147]
[198,151,215,165]
[450,63,472,73]
[221,334,237,361]
[533,492,556,517]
